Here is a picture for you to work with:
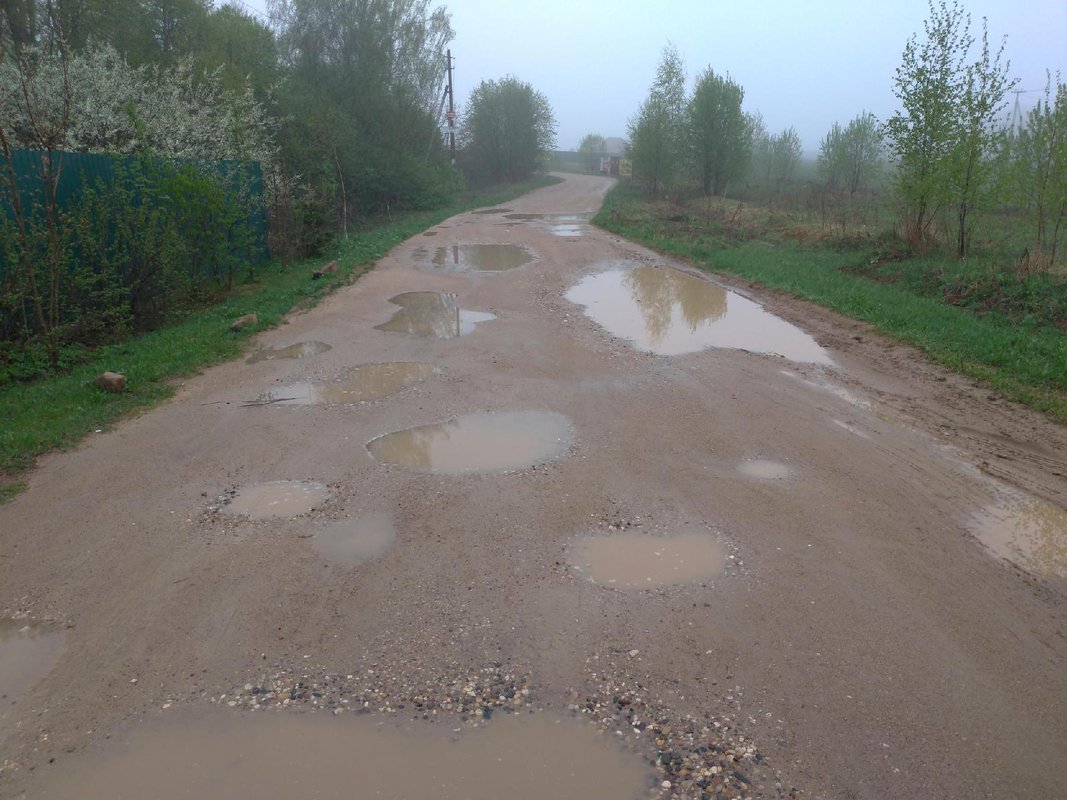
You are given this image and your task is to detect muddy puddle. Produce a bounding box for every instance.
[31,711,648,800]
[375,292,495,339]
[246,341,332,364]
[570,531,726,589]
[426,244,534,271]
[471,207,512,214]
[248,363,438,406]
[504,213,588,237]
[566,265,832,362]
[0,619,64,717]
[367,410,572,473]
[738,459,795,480]
[312,512,397,566]
[224,481,330,519]
[971,498,1067,580]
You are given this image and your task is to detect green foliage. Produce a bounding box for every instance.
[628,44,686,196]
[577,133,606,173]
[687,68,749,196]
[818,112,884,194]
[460,76,557,185]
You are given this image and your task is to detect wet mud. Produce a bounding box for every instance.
[245,341,332,364]
[32,711,649,800]
[311,512,397,566]
[427,244,534,271]
[375,292,495,339]
[566,265,832,362]
[367,410,572,473]
[971,498,1067,581]
[250,363,438,406]
[223,481,330,519]
[738,459,795,480]
[0,619,64,721]
[569,530,726,589]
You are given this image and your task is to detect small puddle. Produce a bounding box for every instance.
[738,459,794,480]
[312,512,397,566]
[375,292,495,339]
[570,531,726,589]
[551,223,583,237]
[246,341,332,364]
[971,498,1067,580]
[422,231,438,236]
[249,363,438,406]
[31,711,648,800]
[367,410,572,473]
[0,619,64,715]
[428,244,534,271]
[832,419,872,440]
[224,481,330,519]
[471,207,513,214]
[566,265,832,362]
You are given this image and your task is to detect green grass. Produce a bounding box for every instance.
[595,184,1067,423]
[0,174,560,498]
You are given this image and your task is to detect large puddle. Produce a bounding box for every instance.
[246,341,332,364]
[31,711,648,799]
[249,363,438,406]
[566,265,832,362]
[569,531,726,589]
[427,244,534,271]
[367,410,572,473]
[224,481,330,519]
[0,619,64,719]
[971,498,1067,580]
[375,292,495,339]
[312,512,397,566]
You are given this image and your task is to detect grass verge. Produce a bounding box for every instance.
[0,174,560,499]
[595,184,1067,423]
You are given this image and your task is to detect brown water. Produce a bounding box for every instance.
[252,363,438,406]
[0,619,64,719]
[566,265,832,362]
[375,292,495,339]
[246,341,332,364]
[569,531,726,589]
[971,498,1067,580]
[224,481,330,519]
[312,512,397,566]
[738,459,795,480]
[31,711,649,800]
[367,410,572,473]
[428,244,534,271]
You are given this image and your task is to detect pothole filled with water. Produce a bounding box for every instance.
[738,459,794,480]
[367,410,572,473]
[30,711,649,800]
[427,244,534,271]
[569,531,726,589]
[246,363,439,406]
[375,292,495,339]
[224,481,330,519]
[246,341,332,364]
[311,512,397,566]
[0,619,64,718]
[566,265,832,362]
[970,498,1067,581]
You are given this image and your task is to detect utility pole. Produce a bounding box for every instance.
[445,49,456,166]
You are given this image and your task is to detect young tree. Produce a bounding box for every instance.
[687,67,750,196]
[818,111,884,194]
[766,127,802,190]
[577,133,606,173]
[461,76,556,184]
[628,44,686,196]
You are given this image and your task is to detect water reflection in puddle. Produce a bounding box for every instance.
[566,265,832,362]
[246,341,332,364]
[428,244,534,271]
[0,619,64,717]
[570,531,726,589]
[312,512,397,566]
[249,363,438,406]
[367,410,572,473]
[32,711,648,800]
[224,481,330,519]
[971,499,1067,580]
[738,459,794,480]
[375,292,495,339]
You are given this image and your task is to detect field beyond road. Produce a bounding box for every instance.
[3,174,1066,800]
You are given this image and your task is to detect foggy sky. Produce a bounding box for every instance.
[244,0,1067,153]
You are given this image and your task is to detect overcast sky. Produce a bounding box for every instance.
[245,0,1066,153]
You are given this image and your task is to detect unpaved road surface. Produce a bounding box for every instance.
[2,174,1066,799]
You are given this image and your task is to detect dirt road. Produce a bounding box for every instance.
[2,174,1066,799]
